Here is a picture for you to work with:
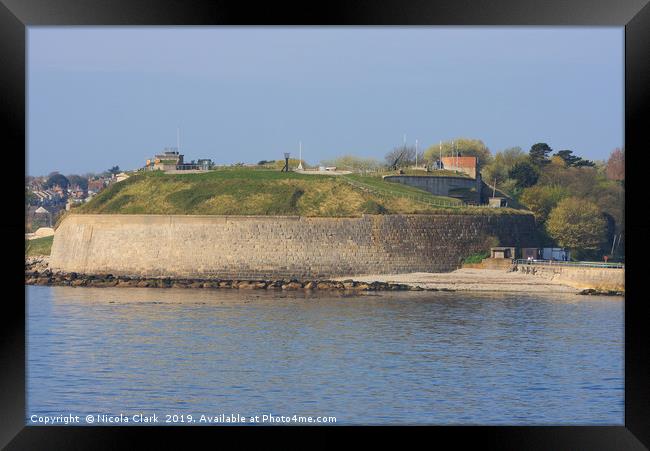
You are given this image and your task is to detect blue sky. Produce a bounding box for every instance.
[27,27,623,176]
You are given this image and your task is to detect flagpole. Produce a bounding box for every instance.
[415,139,418,167]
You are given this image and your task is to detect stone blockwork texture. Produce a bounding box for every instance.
[50,214,537,279]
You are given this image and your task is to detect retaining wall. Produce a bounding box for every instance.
[50,213,537,279]
[517,264,625,291]
[383,175,481,202]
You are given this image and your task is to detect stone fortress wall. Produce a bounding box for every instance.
[49,213,537,279]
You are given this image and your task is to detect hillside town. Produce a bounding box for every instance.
[25,169,130,232]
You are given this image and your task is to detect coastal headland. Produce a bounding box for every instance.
[27,169,622,296]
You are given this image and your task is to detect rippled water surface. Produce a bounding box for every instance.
[26,285,623,425]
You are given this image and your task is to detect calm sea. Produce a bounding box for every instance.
[26,285,623,425]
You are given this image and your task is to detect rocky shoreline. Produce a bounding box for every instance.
[24,257,623,296]
[24,258,440,292]
[576,288,625,297]
[24,269,445,292]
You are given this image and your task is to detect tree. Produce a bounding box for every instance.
[555,149,595,167]
[573,159,596,168]
[320,155,383,171]
[606,148,624,181]
[44,173,70,189]
[423,138,492,168]
[519,185,569,224]
[481,146,528,187]
[549,155,567,167]
[529,143,553,167]
[25,188,35,205]
[107,166,121,175]
[554,150,580,166]
[385,145,416,169]
[508,161,538,188]
[66,174,88,190]
[546,197,607,256]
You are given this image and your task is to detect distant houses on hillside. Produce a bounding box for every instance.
[25,173,117,231]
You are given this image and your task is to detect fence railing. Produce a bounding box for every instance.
[513,259,624,269]
[341,175,487,209]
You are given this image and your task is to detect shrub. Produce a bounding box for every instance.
[360,200,387,214]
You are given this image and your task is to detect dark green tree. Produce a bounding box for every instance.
[44,173,70,189]
[555,150,580,166]
[529,143,553,167]
[25,188,35,205]
[573,159,596,168]
[508,161,539,188]
[66,174,89,190]
[107,166,121,175]
[555,150,595,167]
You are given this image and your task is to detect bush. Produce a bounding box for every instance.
[360,200,387,214]
[463,251,489,264]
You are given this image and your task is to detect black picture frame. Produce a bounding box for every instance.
[3,0,649,448]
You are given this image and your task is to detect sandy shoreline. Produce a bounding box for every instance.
[335,268,581,294]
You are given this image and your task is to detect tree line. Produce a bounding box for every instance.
[320,139,624,261]
[483,143,623,261]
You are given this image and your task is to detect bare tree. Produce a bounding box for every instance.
[606,148,624,181]
[385,145,416,170]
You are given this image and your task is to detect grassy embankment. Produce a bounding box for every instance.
[25,236,53,257]
[75,168,530,217]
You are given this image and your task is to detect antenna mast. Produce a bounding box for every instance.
[415,139,418,167]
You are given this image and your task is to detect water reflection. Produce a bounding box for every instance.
[27,286,623,425]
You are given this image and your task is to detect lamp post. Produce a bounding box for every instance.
[283,152,290,172]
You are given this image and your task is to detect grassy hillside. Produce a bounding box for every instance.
[75,168,528,217]
[25,235,53,256]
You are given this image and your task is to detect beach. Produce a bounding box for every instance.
[337,268,582,294]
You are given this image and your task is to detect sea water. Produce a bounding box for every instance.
[26,285,623,425]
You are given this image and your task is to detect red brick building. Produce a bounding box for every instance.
[440,156,478,178]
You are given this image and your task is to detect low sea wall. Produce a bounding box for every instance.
[516,264,624,291]
[50,213,537,279]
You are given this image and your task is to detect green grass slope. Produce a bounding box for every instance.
[76,168,528,217]
[25,235,53,256]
